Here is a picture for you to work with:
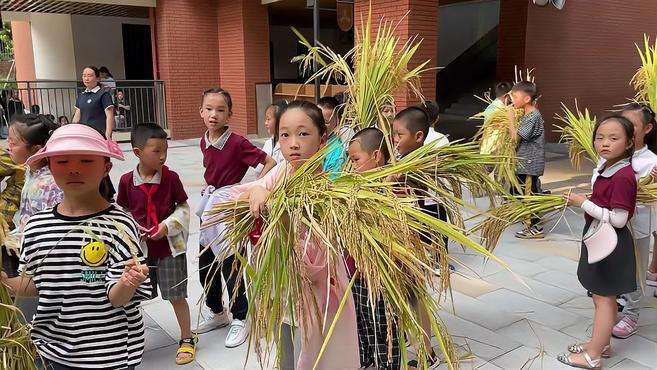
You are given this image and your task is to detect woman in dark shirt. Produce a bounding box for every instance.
[72,66,115,139]
[71,66,117,202]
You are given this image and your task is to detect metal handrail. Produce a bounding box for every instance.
[0,79,168,131]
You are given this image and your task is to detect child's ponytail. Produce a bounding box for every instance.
[10,113,60,149]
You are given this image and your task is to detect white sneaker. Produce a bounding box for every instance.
[194,311,230,334]
[225,319,250,348]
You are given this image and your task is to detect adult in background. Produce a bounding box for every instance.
[72,66,115,139]
[72,66,117,201]
[99,66,117,89]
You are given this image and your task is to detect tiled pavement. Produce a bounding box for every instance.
[108,140,657,370]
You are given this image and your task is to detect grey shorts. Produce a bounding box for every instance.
[148,253,188,301]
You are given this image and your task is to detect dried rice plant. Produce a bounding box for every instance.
[631,35,657,113]
[471,195,567,251]
[203,141,508,370]
[292,6,431,160]
[471,95,523,192]
[0,214,38,370]
[555,101,598,170]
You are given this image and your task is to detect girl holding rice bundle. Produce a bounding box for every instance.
[561,115,638,370]
[230,100,360,370]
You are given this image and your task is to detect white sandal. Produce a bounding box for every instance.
[568,343,611,358]
[557,352,602,370]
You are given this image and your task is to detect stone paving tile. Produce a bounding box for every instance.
[494,319,581,357]
[610,358,654,370]
[485,270,577,306]
[448,272,501,298]
[534,255,580,272]
[437,290,523,332]
[489,346,570,370]
[559,319,593,342]
[558,296,595,319]
[477,289,582,330]
[438,311,522,361]
[611,332,657,369]
[532,270,589,296]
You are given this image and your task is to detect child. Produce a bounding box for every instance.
[561,115,638,370]
[195,88,275,348]
[0,121,26,277]
[262,100,288,164]
[507,81,546,239]
[318,96,354,177]
[609,104,657,338]
[116,123,195,365]
[392,105,448,369]
[3,114,62,279]
[0,124,151,369]
[483,82,512,122]
[347,127,400,370]
[423,100,450,148]
[234,100,359,370]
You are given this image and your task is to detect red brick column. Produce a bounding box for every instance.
[354,0,438,109]
[217,0,271,135]
[153,0,220,139]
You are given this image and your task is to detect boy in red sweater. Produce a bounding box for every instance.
[117,123,195,365]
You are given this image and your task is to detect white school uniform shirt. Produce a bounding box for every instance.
[262,137,285,163]
[424,129,450,206]
[592,145,657,239]
[425,129,450,148]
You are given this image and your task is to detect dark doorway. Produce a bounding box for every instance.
[122,24,153,80]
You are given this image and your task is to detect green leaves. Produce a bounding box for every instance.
[555,101,598,171]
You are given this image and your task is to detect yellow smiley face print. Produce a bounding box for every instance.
[80,241,108,267]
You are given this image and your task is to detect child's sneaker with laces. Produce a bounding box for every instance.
[612,315,638,339]
[515,225,544,239]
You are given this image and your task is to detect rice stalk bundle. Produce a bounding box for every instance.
[203,142,508,369]
[471,195,567,251]
[631,35,657,113]
[292,6,431,160]
[554,101,657,203]
[470,100,523,193]
[0,221,38,370]
[555,101,598,170]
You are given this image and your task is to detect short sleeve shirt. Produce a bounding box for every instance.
[200,130,267,188]
[323,133,346,180]
[75,85,114,135]
[19,205,151,369]
[117,166,188,258]
[588,160,637,222]
[516,109,546,176]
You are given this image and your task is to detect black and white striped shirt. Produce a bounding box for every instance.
[19,205,151,369]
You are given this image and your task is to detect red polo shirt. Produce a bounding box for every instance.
[588,161,637,223]
[117,165,188,259]
[200,130,267,188]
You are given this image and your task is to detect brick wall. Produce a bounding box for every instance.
[154,0,220,139]
[496,0,527,82]
[217,0,270,135]
[500,1,657,141]
[354,0,438,109]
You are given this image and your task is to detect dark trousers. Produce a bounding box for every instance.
[512,174,541,226]
[198,247,248,320]
[420,203,449,252]
[352,277,400,370]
